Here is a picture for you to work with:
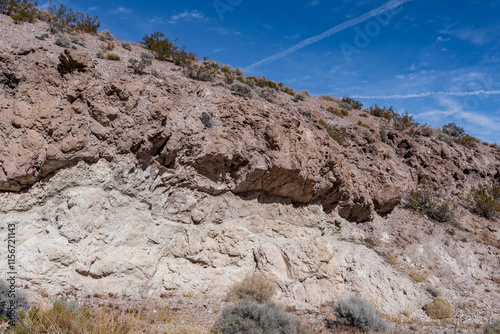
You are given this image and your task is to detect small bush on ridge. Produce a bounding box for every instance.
[319,120,346,144]
[185,59,219,81]
[368,104,396,120]
[293,90,309,102]
[407,177,454,223]
[393,111,419,131]
[121,42,131,51]
[212,300,309,334]
[128,52,153,74]
[333,296,387,333]
[442,122,465,137]
[257,87,276,103]
[342,96,363,110]
[327,106,348,118]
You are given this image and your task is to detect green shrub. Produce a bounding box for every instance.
[484,320,500,334]
[6,0,38,23]
[141,31,174,60]
[54,33,71,47]
[407,177,454,223]
[43,1,99,34]
[212,300,309,334]
[333,296,387,333]
[234,67,245,78]
[442,122,465,137]
[171,45,197,67]
[319,120,346,144]
[423,297,453,319]
[184,59,219,81]
[226,273,277,303]
[455,134,479,148]
[339,102,353,111]
[284,86,295,96]
[121,42,131,51]
[257,87,276,103]
[368,104,396,120]
[230,81,253,98]
[0,280,29,321]
[393,111,419,131]
[103,51,119,61]
[469,182,500,219]
[327,106,348,118]
[342,96,363,110]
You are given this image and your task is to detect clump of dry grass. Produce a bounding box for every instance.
[103,51,120,61]
[423,297,453,319]
[409,267,430,283]
[226,272,276,303]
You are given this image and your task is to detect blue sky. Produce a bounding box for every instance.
[46,0,500,143]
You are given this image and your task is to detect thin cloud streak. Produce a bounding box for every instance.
[245,0,412,70]
[353,90,500,99]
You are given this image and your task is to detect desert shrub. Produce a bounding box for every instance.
[221,65,236,84]
[420,124,439,137]
[379,129,388,143]
[234,67,245,78]
[319,120,346,144]
[103,51,120,61]
[257,87,276,103]
[75,13,100,34]
[407,177,454,223]
[327,106,348,118]
[455,134,479,148]
[442,122,465,137]
[70,35,85,46]
[342,96,363,110]
[42,1,99,34]
[142,31,178,61]
[339,102,353,111]
[185,59,219,81]
[0,280,29,321]
[357,120,370,128]
[469,182,500,219]
[320,94,335,101]
[172,45,197,67]
[230,81,253,98]
[368,104,396,120]
[360,112,368,117]
[284,86,295,96]
[54,32,71,47]
[293,90,309,102]
[5,0,38,23]
[423,297,453,319]
[121,42,131,51]
[98,29,114,41]
[151,69,159,78]
[100,41,114,51]
[484,320,500,334]
[393,111,419,131]
[333,296,387,333]
[96,51,104,59]
[226,273,276,303]
[128,52,154,74]
[212,300,309,334]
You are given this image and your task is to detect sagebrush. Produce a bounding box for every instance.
[226,272,276,303]
[333,296,387,333]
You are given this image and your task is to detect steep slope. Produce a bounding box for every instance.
[1,14,499,331]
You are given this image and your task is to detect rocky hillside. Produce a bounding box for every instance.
[1,13,499,332]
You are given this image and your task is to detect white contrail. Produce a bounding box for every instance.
[352,90,500,99]
[245,0,412,70]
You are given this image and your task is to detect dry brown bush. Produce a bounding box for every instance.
[423,297,453,319]
[226,272,277,303]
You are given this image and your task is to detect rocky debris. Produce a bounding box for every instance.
[57,48,94,74]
